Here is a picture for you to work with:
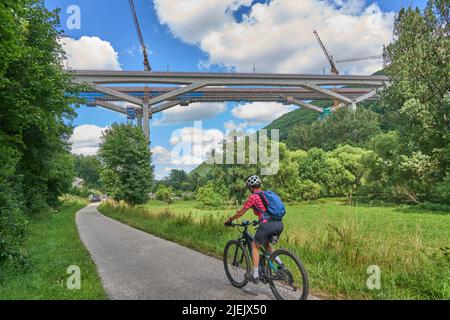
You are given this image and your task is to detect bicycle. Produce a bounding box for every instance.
[223,220,309,300]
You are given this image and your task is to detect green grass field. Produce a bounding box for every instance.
[0,198,107,300]
[99,199,450,300]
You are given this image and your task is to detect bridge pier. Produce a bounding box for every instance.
[143,102,150,140]
[137,114,143,128]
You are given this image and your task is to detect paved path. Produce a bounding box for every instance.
[76,204,317,300]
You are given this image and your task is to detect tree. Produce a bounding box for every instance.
[74,155,103,189]
[0,0,79,212]
[297,147,358,198]
[329,145,371,196]
[264,144,306,201]
[99,124,153,205]
[320,108,381,150]
[166,169,188,191]
[382,1,449,175]
[362,132,440,203]
[45,152,76,206]
[0,0,80,266]
[181,181,192,192]
[0,134,28,268]
[287,108,381,151]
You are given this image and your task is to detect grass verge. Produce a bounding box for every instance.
[0,197,107,300]
[99,200,450,300]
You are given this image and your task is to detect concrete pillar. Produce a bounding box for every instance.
[351,101,357,111]
[143,102,150,140]
[137,114,143,128]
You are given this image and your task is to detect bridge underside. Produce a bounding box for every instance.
[73,70,388,139]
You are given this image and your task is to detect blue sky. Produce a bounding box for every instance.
[45,0,427,179]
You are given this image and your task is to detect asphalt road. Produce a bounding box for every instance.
[76,204,317,300]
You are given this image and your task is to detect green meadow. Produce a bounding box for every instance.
[99,199,450,300]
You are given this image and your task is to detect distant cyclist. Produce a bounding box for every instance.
[225,175,284,283]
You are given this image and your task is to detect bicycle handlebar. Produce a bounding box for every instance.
[224,220,259,228]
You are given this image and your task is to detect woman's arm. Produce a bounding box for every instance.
[225,207,247,224]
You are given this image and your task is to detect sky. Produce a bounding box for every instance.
[44,0,427,179]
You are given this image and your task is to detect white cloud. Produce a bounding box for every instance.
[153,102,227,126]
[154,0,394,74]
[151,127,225,167]
[154,0,252,44]
[231,102,295,125]
[170,126,225,165]
[69,124,108,156]
[60,36,121,70]
[151,146,173,164]
[151,146,169,155]
[224,120,248,132]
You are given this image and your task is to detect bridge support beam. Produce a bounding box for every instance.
[355,89,378,104]
[302,83,353,105]
[147,83,207,106]
[94,100,127,114]
[287,97,323,113]
[151,100,182,114]
[88,83,143,105]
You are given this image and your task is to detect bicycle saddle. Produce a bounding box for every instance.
[269,232,281,244]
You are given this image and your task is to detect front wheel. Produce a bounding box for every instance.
[267,248,309,300]
[223,240,251,288]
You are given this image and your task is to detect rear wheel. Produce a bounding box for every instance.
[223,240,251,288]
[267,248,309,300]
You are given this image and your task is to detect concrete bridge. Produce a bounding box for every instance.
[73,70,389,139]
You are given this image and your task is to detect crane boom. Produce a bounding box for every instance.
[129,0,151,71]
[336,55,382,64]
[313,30,339,75]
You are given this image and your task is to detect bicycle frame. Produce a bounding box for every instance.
[233,221,279,280]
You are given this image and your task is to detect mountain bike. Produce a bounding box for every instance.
[223,220,309,300]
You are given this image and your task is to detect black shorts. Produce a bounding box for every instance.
[254,220,284,246]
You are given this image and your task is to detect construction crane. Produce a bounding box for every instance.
[129,0,151,142]
[336,55,382,64]
[313,29,340,109]
[313,30,339,75]
[129,0,151,71]
[313,30,382,111]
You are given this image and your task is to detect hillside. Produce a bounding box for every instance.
[189,161,211,177]
[265,100,331,140]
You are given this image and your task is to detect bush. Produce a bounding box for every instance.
[297,179,322,200]
[0,143,27,269]
[181,192,195,201]
[417,202,450,213]
[196,182,229,207]
[429,177,450,205]
[156,186,175,204]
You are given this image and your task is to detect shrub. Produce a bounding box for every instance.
[0,143,27,269]
[196,182,229,207]
[297,179,322,200]
[156,186,175,204]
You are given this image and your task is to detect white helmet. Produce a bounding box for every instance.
[246,175,261,188]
